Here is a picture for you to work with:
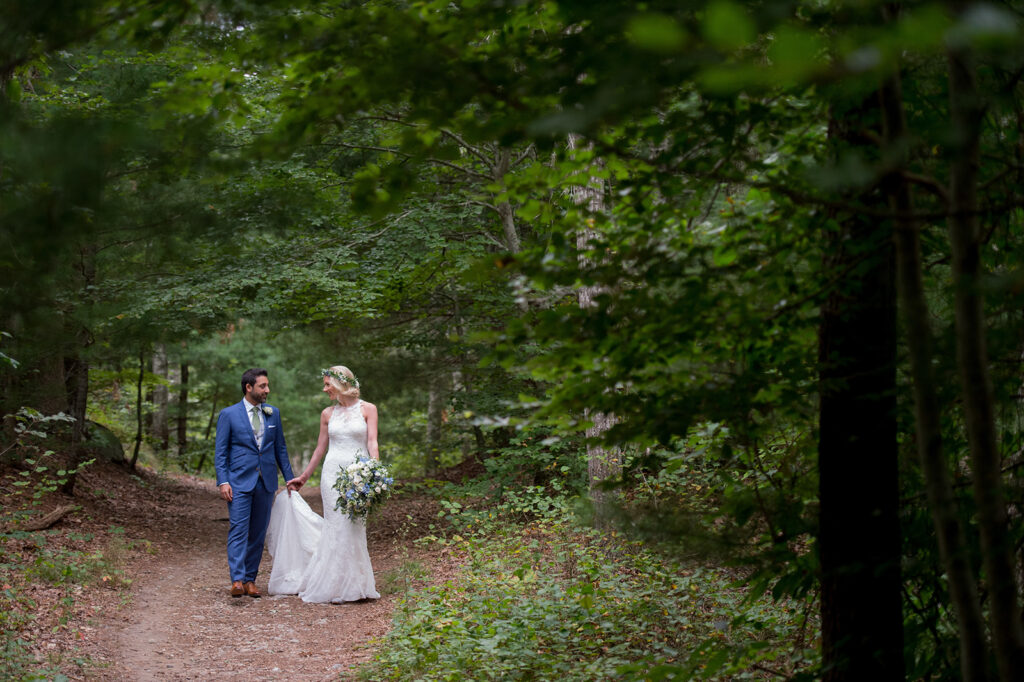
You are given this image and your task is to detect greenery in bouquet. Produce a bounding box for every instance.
[332,454,394,521]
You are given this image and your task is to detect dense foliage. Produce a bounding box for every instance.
[4,0,1024,680]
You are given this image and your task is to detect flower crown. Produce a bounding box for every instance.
[321,368,359,388]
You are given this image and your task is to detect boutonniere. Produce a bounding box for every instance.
[262,406,273,416]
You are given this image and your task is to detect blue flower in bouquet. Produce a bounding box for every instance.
[332,452,395,521]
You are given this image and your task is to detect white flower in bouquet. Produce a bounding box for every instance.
[332,451,395,521]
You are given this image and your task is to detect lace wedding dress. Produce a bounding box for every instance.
[265,401,380,602]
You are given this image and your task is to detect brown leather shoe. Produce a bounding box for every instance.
[244,581,261,598]
[230,581,244,598]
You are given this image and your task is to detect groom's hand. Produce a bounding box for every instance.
[218,483,233,502]
[286,477,303,496]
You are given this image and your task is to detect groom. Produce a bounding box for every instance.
[215,368,297,598]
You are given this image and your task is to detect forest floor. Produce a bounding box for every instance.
[5,459,458,681]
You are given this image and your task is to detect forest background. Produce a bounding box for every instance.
[3,0,1024,680]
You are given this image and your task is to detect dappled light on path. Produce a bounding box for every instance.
[83,473,437,681]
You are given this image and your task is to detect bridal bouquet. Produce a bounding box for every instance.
[332,455,395,521]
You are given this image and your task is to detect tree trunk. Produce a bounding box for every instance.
[473,425,487,459]
[425,374,444,476]
[29,352,68,416]
[488,147,522,253]
[496,201,520,254]
[60,348,89,496]
[817,94,903,681]
[451,368,473,463]
[195,389,219,474]
[878,51,989,681]
[1,315,67,419]
[946,34,1024,680]
[131,347,144,470]
[151,343,169,452]
[61,243,96,496]
[568,134,622,522]
[177,362,189,459]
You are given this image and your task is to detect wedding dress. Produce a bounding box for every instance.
[265,401,380,602]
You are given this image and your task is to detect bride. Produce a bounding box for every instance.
[265,365,380,603]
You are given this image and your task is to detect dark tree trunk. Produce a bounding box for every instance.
[946,33,1024,680]
[878,39,989,680]
[817,94,903,681]
[177,362,189,459]
[61,244,96,496]
[2,314,68,420]
[60,349,89,496]
[131,347,144,470]
[195,389,219,474]
[472,425,487,459]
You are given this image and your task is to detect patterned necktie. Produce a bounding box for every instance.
[251,406,261,435]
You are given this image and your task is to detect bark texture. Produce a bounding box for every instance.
[818,93,903,681]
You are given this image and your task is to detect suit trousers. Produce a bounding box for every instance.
[227,483,274,582]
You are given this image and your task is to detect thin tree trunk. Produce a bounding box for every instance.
[195,389,219,474]
[425,375,444,476]
[496,201,520,253]
[151,343,169,452]
[493,148,520,252]
[879,51,989,681]
[177,362,188,459]
[60,349,89,496]
[472,425,487,459]
[131,348,144,470]
[61,243,95,496]
[204,390,219,441]
[568,133,621,523]
[946,34,1024,680]
[818,90,903,680]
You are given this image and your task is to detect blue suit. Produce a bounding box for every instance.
[214,400,295,583]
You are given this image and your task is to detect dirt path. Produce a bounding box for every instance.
[80,471,441,681]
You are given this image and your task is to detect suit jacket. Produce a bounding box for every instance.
[214,400,295,493]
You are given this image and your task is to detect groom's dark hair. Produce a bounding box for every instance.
[241,368,269,395]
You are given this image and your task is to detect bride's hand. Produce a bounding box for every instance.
[286,477,303,494]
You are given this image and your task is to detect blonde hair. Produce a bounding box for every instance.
[323,365,360,401]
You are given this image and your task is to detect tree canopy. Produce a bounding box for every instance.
[4,0,1024,679]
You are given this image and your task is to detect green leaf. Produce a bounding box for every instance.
[766,25,825,82]
[712,245,738,267]
[7,78,22,103]
[703,1,756,50]
[626,14,688,53]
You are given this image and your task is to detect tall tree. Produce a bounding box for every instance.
[568,134,622,521]
[818,88,902,678]
[945,8,1024,675]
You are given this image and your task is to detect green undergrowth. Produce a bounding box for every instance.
[0,523,143,681]
[0,447,147,681]
[359,502,817,681]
